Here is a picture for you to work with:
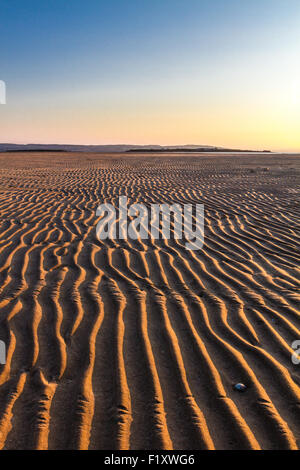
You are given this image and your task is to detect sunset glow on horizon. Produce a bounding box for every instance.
[1,0,300,152]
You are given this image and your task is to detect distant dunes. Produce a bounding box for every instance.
[0,151,299,450]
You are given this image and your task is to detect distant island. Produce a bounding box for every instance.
[0,143,271,153]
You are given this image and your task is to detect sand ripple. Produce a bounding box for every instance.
[0,152,299,450]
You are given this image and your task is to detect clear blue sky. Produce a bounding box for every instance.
[1,0,300,150]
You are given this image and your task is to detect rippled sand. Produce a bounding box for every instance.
[0,151,299,450]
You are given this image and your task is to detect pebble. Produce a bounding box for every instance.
[233,383,247,392]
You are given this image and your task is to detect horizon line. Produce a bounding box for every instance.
[0,142,299,153]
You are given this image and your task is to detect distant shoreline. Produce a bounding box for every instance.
[0,144,272,153]
[126,148,271,153]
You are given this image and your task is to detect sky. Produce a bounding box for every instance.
[0,0,300,151]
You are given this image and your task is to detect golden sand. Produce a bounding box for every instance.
[0,151,299,450]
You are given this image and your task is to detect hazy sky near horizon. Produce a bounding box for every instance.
[1,0,300,151]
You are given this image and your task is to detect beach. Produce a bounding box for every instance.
[0,151,299,450]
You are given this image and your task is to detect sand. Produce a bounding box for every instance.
[0,151,299,450]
